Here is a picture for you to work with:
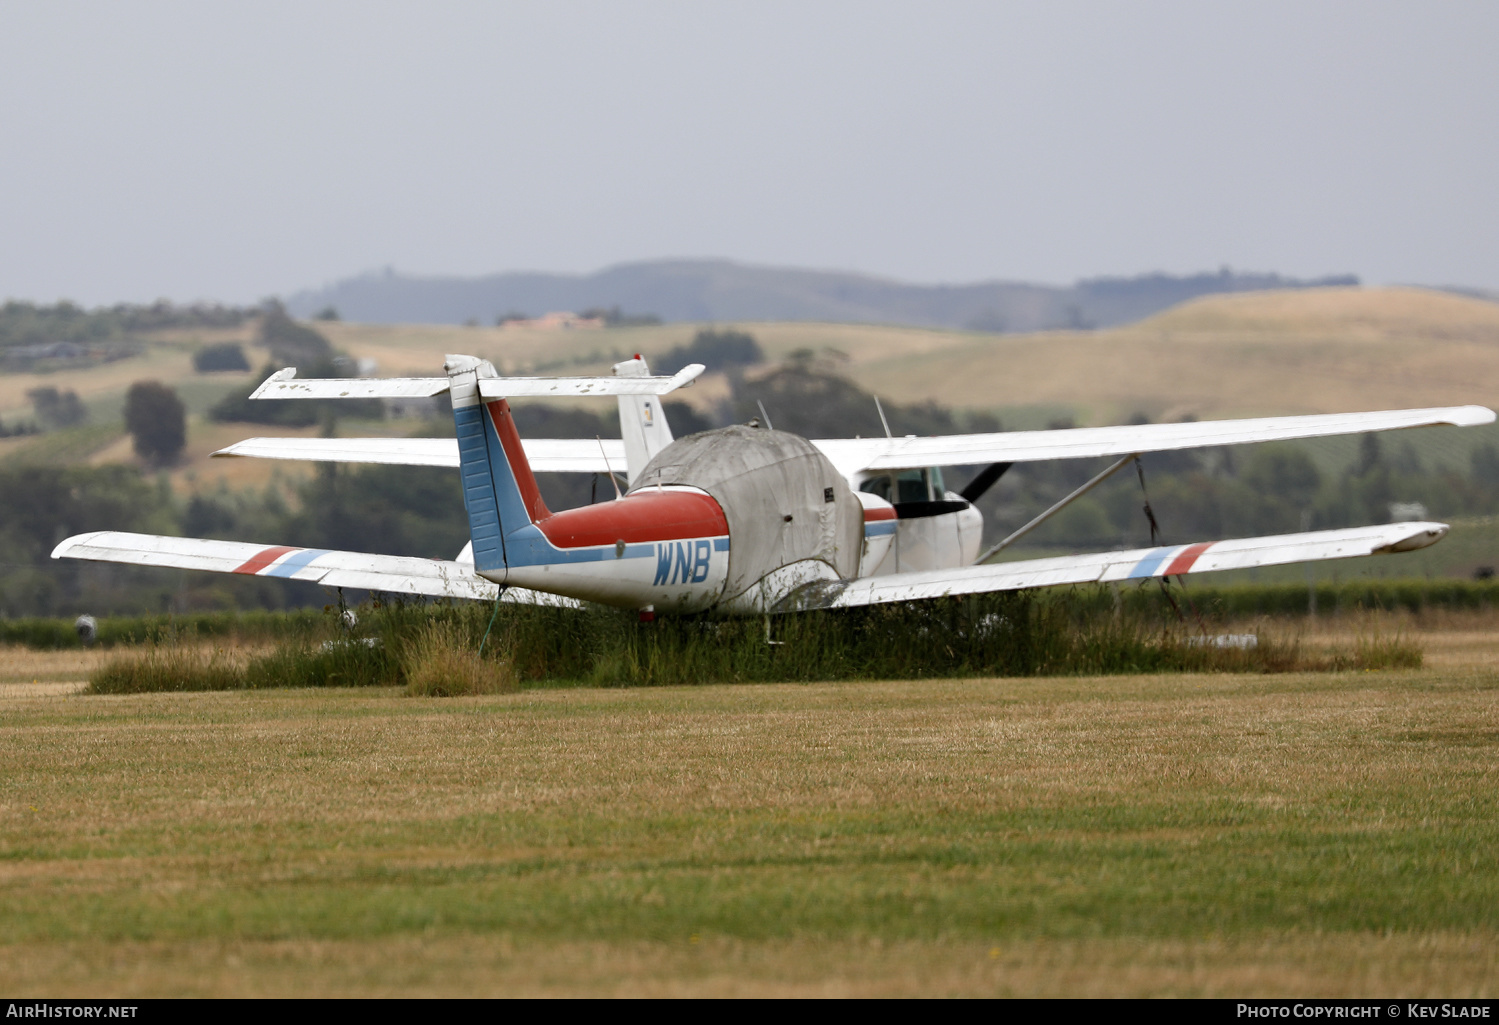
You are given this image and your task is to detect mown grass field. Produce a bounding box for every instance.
[1,617,1497,996]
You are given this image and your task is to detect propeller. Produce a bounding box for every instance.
[959,461,1012,503]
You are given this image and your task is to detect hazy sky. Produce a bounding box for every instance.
[1,0,1495,305]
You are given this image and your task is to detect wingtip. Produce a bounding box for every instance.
[671,363,706,386]
[51,531,103,560]
[247,367,297,400]
[1377,521,1449,554]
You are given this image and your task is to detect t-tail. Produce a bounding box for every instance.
[446,354,550,576]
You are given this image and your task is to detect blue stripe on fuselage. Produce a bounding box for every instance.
[501,524,724,568]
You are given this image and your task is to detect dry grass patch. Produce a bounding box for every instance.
[1,932,1494,998]
[402,619,516,697]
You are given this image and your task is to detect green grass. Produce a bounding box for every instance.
[83,592,1421,694]
[1,668,1495,995]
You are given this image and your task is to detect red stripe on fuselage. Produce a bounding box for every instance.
[485,399,552,523]
[233,545,296,575]
[536,490,729,548]
[1164,541,1212,576]
[862,505,897,522]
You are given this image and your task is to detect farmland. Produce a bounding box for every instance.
[4,285,1499,497]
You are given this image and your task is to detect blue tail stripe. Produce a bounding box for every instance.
[453,404,505,571]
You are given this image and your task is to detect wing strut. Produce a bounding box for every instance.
[978,453,1138,563]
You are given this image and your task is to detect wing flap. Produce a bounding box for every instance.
[815,406,1496,474]
[810,522,1448,609]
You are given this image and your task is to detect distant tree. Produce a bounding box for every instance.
[192,342,250,373]
[580,306,662,327]
[657,329,764,375]
[1242,445,1322,510]
[27,387,88,429]
[124,381,186,464]
[258,303,333,368]
[1471,444,1499,488]
[313,306,340,321]
[495,311,529,325]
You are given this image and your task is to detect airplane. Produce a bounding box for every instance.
[52,353,1495,617]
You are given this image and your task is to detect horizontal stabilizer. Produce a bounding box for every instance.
[247,363,704,401]
[250,369,450,400]
[475,363,704,398]
[212,436,625,473]
[814,406,1497,474]
[50,531,577,605]
[789,521,1449,610]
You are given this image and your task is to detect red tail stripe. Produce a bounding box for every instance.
[486,399,551,523]
[233,545,296,575]
[1164,541,1213,576]
[862,506,897,522]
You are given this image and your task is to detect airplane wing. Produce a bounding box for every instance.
[812,406,1496,475]
[212,437,625,474]
[50,532,579,605]
[780,521,1448,611]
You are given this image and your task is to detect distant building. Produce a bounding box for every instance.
[1388,502,1429,522]
[499,312,605,331]
[7,341,88,360]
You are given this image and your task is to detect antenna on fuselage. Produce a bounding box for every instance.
[596,436,623,499]
[756,400,774,431]
[874,395,893,439]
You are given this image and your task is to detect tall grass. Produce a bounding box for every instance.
[1,608,328,650]
[402,619,516,696]
[87,588,1423,694]
[18,577,1492,652]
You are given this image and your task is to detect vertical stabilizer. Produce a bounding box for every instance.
[614,355,675,486]
[446,354,551,575]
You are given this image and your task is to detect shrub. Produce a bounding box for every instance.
[192,342,250,372]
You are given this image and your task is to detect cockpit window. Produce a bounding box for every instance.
[895,469,928,504]
[861,468,945,505]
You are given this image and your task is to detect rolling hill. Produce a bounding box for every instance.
[3,285,1497,497]
[284,259,1358,332]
